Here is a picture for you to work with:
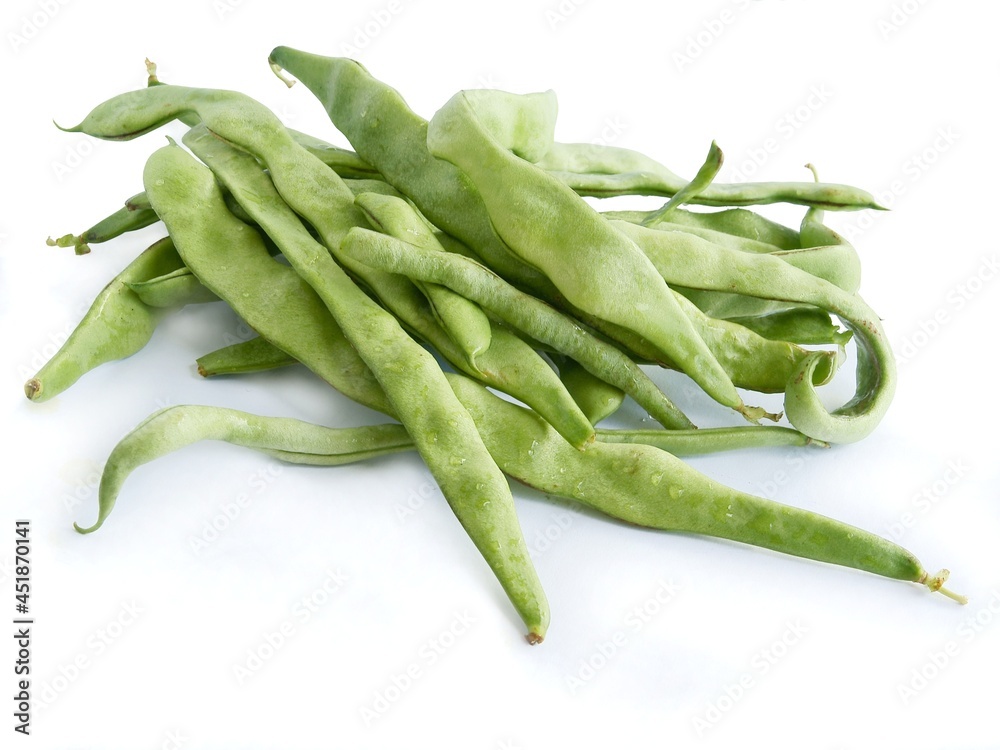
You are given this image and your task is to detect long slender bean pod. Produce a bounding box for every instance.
[450,375,962,601]
[538,142,885,210]
[74,405,412,533]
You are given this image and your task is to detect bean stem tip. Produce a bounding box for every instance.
[268,59,296,89]
[922,569,967,605]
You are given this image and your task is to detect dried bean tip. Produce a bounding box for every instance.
[24,379,41,400]
[525,632,544,646]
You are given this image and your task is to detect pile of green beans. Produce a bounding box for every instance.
[28,49,965,644]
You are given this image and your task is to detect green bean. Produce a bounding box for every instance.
[354,191,493,364]
[127,267,220,307]
[641,141,724,226]
[337,227,694,430]
[47,192,159,255]
[73,405,413,534]
[728,308,853,347]
[551,355,625,425]
[287,127,381,179]
[267,47,553,293]
[449,375,963,602]
[604,206,802,250]
[672,292,838,394]
[596,425,825,454]
[197,336,297,377]
[26,236,179,401]
[612,220,895,443]
[426,89,753,419]
[537,142,885,210]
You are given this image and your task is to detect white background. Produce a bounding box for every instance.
[2,0,998,748]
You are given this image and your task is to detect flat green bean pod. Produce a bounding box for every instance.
[551,355,625,425]
[197,336,297,377]
[26,236,180,401]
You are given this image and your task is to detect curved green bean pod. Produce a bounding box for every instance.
[47,192,159,255]
[73,405,413,534]
[672,292,838,394]
[537,142,885,210]
[612,220,895,443]
[338,227,694,430]
[26,236,179,401]
[450,375,962,601]
[641,141,724,226]
[426,89,750,418]
[197,336,297,377]
[267,47,551,293]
